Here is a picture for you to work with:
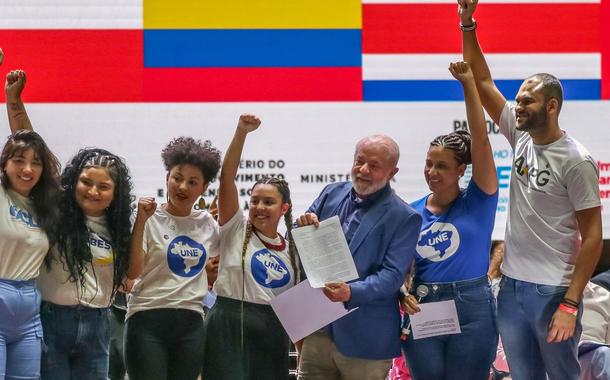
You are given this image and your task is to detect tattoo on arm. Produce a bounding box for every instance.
[8,103,22,111]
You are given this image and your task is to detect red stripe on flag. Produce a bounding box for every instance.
[0,30,143,102]
[143,68,362,102]
[363,3,600,54]
[602,0,610,99]
[0,31,361,102]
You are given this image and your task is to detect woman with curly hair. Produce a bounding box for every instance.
[126,135,221,380]
[202,114,299,380]
[36,148,133,380]
[1,66,61,379]
[4,68,134,380]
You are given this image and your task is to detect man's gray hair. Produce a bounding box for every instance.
[355,135,400,167]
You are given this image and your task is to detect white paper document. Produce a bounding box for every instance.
[291,215,358,288]
[270,279,356,343]
[410,300,461,340]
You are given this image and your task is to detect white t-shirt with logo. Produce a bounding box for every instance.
[0,186,49,280]
[38,215,115,308]
[213,212,296,305]
[499,102,600,286]
[126,206,219,319]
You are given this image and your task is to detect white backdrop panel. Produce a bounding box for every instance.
[16,101,610,239]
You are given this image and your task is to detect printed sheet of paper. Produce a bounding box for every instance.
[291,215,359,288]
[270,279,356,343]
[410,300,461,340]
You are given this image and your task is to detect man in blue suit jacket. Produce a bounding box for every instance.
[297,135,422,380]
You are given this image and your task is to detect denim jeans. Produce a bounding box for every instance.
[402,275,498,380]
[40,301,110,380]
[497,276,582,380]
[0,279,43,380]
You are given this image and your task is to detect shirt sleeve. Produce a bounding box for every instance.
[465,179,499,210]
[499,102,518,148]
[565,160,601,211]
[219,209,246,240]
[141,219,150,255]
[208,216,221,258]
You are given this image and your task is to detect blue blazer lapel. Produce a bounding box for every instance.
[348,192,392,257]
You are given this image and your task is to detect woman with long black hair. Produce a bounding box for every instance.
[37,148,133,380]
[1,61,62,380]
[4,68,134,380]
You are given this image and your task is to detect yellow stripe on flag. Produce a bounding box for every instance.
[144,0,361,29]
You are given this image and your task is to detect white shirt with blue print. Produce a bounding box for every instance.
[0,186,49,280]
[214,212,296,305]
[411,180,498,283]
[126,206,219,319]
[38,215,116,308]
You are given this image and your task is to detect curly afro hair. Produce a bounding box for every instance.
[161,137,221,183]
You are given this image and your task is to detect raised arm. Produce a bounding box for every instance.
[218,114,261,225]
[127,197,157,280]
[459,0,506,124]
[449,61,497,194]
[5,70,33,133]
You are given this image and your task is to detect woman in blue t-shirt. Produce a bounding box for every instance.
[401,62,499,380]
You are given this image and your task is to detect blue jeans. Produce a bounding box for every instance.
[40,301,110,380]
[497,276,582,380]
[402,275,497,380]
[0,279,43,380]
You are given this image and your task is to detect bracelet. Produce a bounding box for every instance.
[558,303,578,316]
[562,297,579,307]
[460,19,477,32]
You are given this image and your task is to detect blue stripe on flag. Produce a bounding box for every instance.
[363,80,601,101]
[144,29,361,68]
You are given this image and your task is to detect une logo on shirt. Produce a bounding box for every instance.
[9,204,40,228]
[251,250,290,288]
[166,236,207,277]
[416,223,460,262]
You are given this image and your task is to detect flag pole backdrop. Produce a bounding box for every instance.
[1,0,609,238]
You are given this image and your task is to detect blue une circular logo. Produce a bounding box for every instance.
[251,249,290,288]
[166,236,207,277]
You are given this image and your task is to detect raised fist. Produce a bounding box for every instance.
[5,70,27,101]
[237,114,262,133]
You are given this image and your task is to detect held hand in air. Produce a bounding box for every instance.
[5,70,27,102]
[237,114,262,134]
[136,197,157,223]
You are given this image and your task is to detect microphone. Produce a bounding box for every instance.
[400,285,429,341]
